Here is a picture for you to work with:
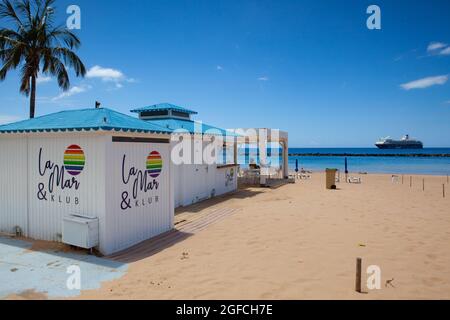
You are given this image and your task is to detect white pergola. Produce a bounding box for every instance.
[232,128,289,185]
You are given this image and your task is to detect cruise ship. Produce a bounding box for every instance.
[375,135,423,149]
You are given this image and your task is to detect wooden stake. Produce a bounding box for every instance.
[402,175,404,184]
[410,176,412,188]
[355,257,362,293]
[423,178,425,191]
[444,184,446,198]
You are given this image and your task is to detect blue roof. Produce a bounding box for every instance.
[145,118,238,136]
[130,103,198,115]
[0,108,172,134]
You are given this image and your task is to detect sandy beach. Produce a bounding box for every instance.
[73,173,450,300]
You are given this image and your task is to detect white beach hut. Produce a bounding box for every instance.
[131,103,239,208]
[0,107,174,255]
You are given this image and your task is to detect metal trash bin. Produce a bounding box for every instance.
[326,168,337,189]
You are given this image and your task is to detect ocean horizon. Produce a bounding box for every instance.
[238,148,450,176]
[288,148,450,176]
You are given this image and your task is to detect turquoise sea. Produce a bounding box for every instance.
[288,148,450,176]
[237,148,450,176]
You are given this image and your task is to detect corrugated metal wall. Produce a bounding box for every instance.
[1,131,235,253]
[0,134,105,241]
[215,166,238,197]
[27,135,106,241]
[104,139,171,254]
[173,139,238,207]
[0,137,28,235]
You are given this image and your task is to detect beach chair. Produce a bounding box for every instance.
[300,173,311,180]
[348,176,361,184]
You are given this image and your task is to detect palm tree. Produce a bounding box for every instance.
[0,0,86,118]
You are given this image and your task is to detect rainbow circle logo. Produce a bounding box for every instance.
[146,151,162,178]
[63,144,85,176]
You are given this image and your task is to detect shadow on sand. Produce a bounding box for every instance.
[176,187,264,214]
[1,188,263,265]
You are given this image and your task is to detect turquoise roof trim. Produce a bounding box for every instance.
[130,103,198,115]
[0,108,172,134]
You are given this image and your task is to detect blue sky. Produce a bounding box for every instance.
[0,0,449,147]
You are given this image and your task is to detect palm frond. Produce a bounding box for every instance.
[0,29,26,49]
[41,53,69,90]
[0,0,85,117]
[50,47,86,76]
[47,26,81,49]
[0,0,26,30]
[15,0,32,27]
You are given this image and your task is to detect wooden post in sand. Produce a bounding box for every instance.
[423,178,425,191]
[444,184,446,198]
[355,257,362,293]
[402,175,404,184]
[410,176,412,188]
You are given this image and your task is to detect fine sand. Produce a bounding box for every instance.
[78,173,450,300]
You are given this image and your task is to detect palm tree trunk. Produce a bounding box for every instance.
[29,75,36,119]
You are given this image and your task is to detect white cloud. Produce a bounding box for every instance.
[216,65,223,71]
[52,84,91,101]
[400,75,448,90]
[258,76,269,81]
[426,42,450,56]
[0,115,22,125]
[440,47,450,56]
[427,42,447,52]
[86,65,124,82]
[36,75,52,84]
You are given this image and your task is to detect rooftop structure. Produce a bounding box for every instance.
[0,108,172,134]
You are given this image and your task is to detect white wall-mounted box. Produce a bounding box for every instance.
[62,215,99,249]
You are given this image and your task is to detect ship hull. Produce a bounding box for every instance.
[375,143,423,149]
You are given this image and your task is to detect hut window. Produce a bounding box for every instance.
[112,137,170,143]
[171,110,190,118]
[140,110,169,117]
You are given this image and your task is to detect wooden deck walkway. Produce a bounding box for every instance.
[108,207,239,263]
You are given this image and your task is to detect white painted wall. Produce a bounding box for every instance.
[171,138,239,208]
[0,134,106,240]
[103,138,172,255]
[0,136,28,235]
[174,164,238,207]
[1,132,174,256]
[215,166,238,197]
[27,135,106,241]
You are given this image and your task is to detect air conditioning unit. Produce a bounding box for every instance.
[62,215,99,249]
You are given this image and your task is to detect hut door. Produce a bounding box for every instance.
[194,164,209,201]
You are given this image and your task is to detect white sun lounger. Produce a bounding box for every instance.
[348,176,362,184]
